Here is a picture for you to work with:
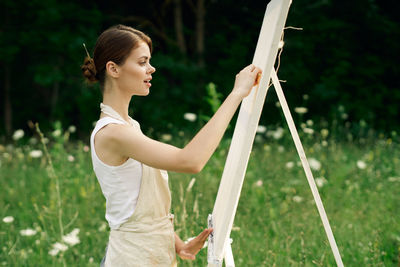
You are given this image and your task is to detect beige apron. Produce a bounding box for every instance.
[99,103,177,266]
[105,165,177,267]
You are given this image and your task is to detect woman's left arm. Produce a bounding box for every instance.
[175,229,213,260]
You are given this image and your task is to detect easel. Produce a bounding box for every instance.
[206,0,344,266]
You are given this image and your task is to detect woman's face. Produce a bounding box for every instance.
[116,41,156,96]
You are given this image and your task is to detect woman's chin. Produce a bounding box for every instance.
[132,88,150,96]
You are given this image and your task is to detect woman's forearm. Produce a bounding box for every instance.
[181,92,243,172]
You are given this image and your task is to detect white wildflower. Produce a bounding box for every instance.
[303,128,314,135]
[98,222,107,232]
[12,129,24,141]
[308,158,321,171]
[256,125,266,134]
[29,150,43,158]
[321,129,329,138]
[338,105,345,113]
[161,134,172,142]
[315,177,327,188]
[275,101,281,108]
[89,257,94,263]
[49,242,68,256]
[20,228,37,236]
[183,113,197,122]
[300,123,306,129]
[67,155,75,162]
[278,146,285,153]
[255,180,263,187]
[294,107,308,114]
[321,140,328,147]
[3,216,14,223]
[357,160,367,170]
[52,129,62,138]
[68,125,76,133]
[274,127,284,140]
[83,145,89,152]
[306,120,313,126]
[285,161,294,169]
[268,127,284,140]
[341,113,348,120]
[62,228,80,246]
[303,94,309,100]
[293,196,303,203]
[29,137,38,145]
[55,243,68,251]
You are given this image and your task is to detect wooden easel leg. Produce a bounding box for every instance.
[224,239,235,267]
[271,69,344,267]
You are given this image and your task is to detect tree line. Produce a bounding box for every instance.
[1,0,399,140]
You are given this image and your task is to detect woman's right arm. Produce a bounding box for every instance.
[107,64,261,173]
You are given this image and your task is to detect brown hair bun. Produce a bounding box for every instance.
[81,56,98,83]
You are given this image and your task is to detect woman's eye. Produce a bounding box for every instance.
[140,62,146,65]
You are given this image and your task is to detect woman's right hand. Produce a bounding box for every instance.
[232,64,262,99]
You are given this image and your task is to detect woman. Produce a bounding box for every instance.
[82,24,261,266]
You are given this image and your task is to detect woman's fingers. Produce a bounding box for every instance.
[242,65,261,77]
[179,250,196,260]
[242,64,254,73]
[197,228,213,242]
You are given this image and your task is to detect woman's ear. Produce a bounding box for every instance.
[105,61,120,78]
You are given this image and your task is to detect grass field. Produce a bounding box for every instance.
[1,122,399,266]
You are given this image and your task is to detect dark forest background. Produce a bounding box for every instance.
[1,0,399,141]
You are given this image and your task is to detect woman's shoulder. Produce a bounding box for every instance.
[96,121,130,138]
[96,120,142,146]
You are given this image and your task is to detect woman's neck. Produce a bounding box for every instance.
[101,87,132,122]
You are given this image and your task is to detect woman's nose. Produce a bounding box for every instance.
[148,64,156,74]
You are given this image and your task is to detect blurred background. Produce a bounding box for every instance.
[1,0,400,266]
[1,0,399,140]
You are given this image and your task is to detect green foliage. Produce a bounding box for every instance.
[205,82,222,114]
[198,82,223,124]
[0,123,399,266]
[0,0,399,138]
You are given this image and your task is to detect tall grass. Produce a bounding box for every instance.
[0,120,399,266]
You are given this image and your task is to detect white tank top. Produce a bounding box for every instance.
[90,104,143,229]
